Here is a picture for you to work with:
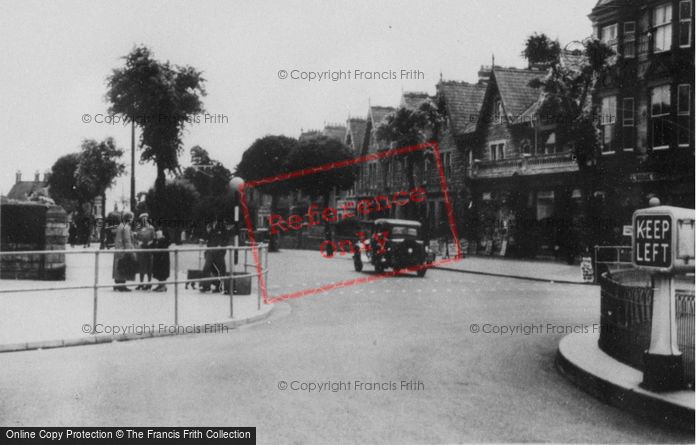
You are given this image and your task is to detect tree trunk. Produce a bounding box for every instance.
[155,165,166,192]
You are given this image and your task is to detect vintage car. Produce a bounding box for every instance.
[353,218,431,277]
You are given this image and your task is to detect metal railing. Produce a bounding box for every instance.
[599,269,695,389]
[593,245,633,283]
[0,244,269,333]
[676,291,695,387]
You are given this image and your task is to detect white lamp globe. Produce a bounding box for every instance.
[229,176,245,194]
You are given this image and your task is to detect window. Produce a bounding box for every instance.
[680,0,692,48]
[601,23,618,54]
[653,3,673,52]
[623,22,636,58]
[622,98,635,151]
[489,142,505,160]
[441,152,452,177]
[651,85,672,149]
[494,99,503,123]
[601,96,617,153]
[678,84,691,146]
[536,191,555,221]
[544,132,556,154]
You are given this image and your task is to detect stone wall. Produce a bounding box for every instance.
[0,202,68,280]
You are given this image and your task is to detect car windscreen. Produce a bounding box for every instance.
[390,226,418,237]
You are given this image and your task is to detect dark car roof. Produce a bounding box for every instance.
[374,219,422,228]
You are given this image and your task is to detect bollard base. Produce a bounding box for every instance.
[641,351,684,391]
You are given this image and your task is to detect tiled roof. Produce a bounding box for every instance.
[322,125,347,143]
[437,81,487,135]
[400,92,430,110]
[7,181,48,200]
[369,106,395,128]
[345,118,366,151]
[492,67,543,122]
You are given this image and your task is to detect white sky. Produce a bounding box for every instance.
[0,0,595,209]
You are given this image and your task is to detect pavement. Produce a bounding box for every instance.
[0,245,272,351]
[433,254,586,284]
[557,332,695,432]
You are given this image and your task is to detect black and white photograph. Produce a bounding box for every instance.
[0,0,695,443]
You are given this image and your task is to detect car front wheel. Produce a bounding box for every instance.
[353,255,363,272]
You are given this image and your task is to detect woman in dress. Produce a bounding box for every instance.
[112,212,136,291]
[135,213,155,290]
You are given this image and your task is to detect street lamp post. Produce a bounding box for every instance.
[229,177,245,265]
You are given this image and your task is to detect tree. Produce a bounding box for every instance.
[106,45,206,190]
[182,147,232,198]
[525,34,614,249]
[285,136,357,253]
[48,153,81,213]
[522,33,562,68]
[75,137,126,217]
[145,178,200,243]
[48,138,125,216]
[375,100,443,218]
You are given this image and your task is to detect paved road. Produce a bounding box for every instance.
[0,251,692,444]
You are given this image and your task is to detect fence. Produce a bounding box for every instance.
[599,269,695,389]
[593,245,633,283]
[0,244,269,334]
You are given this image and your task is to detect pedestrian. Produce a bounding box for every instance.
[112,212,136,292]
[135,213,155,290]
[200,218,227,293]
[150,229,171,292]
[68,212,77,247]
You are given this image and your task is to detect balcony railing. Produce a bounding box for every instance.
[469,152,578,178]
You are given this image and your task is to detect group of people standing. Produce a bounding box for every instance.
[112,212,170,292]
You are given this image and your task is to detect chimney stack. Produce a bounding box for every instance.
[16,170,21,184]
[34,170,40,182]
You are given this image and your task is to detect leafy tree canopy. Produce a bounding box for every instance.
[235,135,299,196]
[106,45,206,189]
[284,135,356,201]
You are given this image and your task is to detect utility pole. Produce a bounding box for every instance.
[130,118,136,212]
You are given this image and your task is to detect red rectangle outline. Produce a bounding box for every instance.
[239,141,463,304]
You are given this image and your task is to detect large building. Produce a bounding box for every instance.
[588,0,695,238]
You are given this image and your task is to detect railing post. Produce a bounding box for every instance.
[593,246,599,284]
[229,246,234,319]
[92,250,99,334]
[174,249,179,326]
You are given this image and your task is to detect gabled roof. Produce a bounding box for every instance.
[400,92,430,110]
[369,106,395,128]
[322,124,347,143]
[437,80,487,135]
[7,181,48,201]
[345,117,366,151]
[492,67,543,123]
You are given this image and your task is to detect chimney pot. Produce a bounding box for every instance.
[16,170,21,184]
